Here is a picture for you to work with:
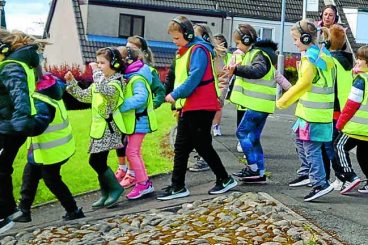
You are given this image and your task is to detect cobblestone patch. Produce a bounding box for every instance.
[1,192,343,244]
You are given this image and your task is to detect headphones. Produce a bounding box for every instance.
[214,34,228,48]
[195,24,210,43]
[134,35,148,52]
[106,47,122,70]
[125,46,136,65]
[320,5,339,24]
[172,17,194,41]
[236,27,254,46]
[296,21,313,45]
[0,41,10,56]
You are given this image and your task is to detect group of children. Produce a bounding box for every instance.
[1,8,368,234]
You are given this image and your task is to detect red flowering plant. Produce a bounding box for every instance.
[283,53,300,85]
[44,64,93,109]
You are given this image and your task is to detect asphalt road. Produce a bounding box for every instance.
[3,103,367,245]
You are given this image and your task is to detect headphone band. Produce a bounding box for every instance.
[134,35,148,52]
[172,17,194,41]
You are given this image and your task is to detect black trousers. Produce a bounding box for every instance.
[172,110,228,188]
[334,132,368,179]
[19,160,77,213]
[89,151,110,175]
[0,134,27,219]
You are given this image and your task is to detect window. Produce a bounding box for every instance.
[119,14,144,37]
[254,27,274,40]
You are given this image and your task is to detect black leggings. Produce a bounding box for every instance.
[89,151,110,175]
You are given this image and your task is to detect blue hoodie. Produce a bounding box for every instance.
[120,61,153,134]
[170,36,215,100]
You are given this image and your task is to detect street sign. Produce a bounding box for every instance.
[307,0,319,12]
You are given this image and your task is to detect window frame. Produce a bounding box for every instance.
[118,13,145,38]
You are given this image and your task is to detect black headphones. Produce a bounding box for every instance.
[172,17,194,41]
[0,41,10,56]
[236,27,253,46]
[134,35,148,52]
[106,47,122,70]
[195,24,210,43]
[320,5,339,24]
[297,21,313,45]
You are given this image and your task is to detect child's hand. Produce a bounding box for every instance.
[64,71,74,82]
[89,62,98,70]
[165,94,175,103]
[223,63,238,76]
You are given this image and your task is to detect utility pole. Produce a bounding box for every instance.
[276,0,286,99]
[302,0,307,19]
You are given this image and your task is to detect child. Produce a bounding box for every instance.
[11,74,84,223]
[115,36,165,188]
[225,24,278,183]
[0,29,51,233]
[157,16,237,201]
[277,19,335,201]
[334,45,368,194]
[65,47,125,208]
[118,46,157,200]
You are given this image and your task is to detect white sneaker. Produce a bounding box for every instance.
[212,124,222,136]
[331,178,343,191]
[236,141,243,153]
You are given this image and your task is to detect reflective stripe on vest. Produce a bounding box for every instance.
[173,44,220,109]
[0,59,36,115]
[343,74,368,136]
[28,92,75,164]
[333,57,353,109]
[90,81,126,139]
[121,75,158,135]
[229,49,276,113]
[295,55,335,123]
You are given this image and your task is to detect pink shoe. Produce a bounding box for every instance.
[115,168,126,182]
[126,180,154,200]
[120,173,136,188]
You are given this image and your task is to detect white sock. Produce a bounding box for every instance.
[118,164,127,172]
[127,169,135,177]
[248,164,258,172]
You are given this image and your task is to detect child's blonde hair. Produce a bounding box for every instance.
[127,36,155,66]
[167,15,194,41]
[356,46,368,63]
[0,29,41,52]
[117,46,144,64]
[291,19,329,46]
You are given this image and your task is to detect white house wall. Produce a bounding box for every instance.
[43,0,84,67]
[87,5,223,42]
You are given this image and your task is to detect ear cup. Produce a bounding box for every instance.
[0,43,10,56]
[172,17,194,41]
[106,47,122,70]
[236,28,253,46]
[300,33,312,45]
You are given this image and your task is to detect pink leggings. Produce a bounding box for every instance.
[126,133,148,183]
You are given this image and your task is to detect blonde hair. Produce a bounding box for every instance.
[127,36,155,66]
[0,29,42,52]
[291,19,329,45]
[117,46,144,63]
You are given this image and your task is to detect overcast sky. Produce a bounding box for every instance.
[5,0,51,35]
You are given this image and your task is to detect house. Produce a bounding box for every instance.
[42,0,366,74]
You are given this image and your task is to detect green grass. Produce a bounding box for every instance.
[12,103,175,205]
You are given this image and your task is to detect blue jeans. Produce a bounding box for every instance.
[295,138,326,187]
[236,109,268,176]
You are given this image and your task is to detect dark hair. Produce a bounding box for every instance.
[233,24,258,46]
[320,5,339,24]
[214,33,228,48]
[356,46,368,63]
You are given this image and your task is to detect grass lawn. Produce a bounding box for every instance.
[12,103,175,205]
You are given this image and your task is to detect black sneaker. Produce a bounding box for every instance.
[9,209,31,223]
[189,157,210,172]
[233,167,260,179]
[62,207,85,221]
[208,176,237,194]
[157,186,190,201]
[242,175,267,184]
[358,182,368,194]
[288,175,310,187]
[304,183,334,202]
[0,217,14,234]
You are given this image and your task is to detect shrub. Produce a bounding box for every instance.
[45,64,93,110]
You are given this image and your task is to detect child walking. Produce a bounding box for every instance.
[157,16,237,201]
[65,47,125,208]
[277,19,335,201]
[334,45,368,194]
[12,74,84,223]
[225,24,278,183]
[118,46,157,199]
[115,36,165,189]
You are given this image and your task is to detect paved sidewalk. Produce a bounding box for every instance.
[2,103,367,244]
